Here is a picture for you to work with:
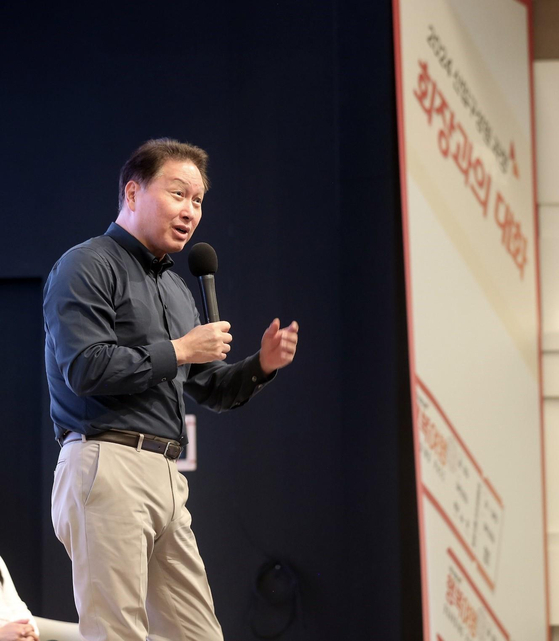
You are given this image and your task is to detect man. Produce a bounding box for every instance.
[44,138,299,641]
[0,556,39,641]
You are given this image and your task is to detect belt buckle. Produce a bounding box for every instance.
[164,441,172,458]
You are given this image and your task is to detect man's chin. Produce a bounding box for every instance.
[165,239,189,255]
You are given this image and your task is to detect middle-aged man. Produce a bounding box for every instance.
[43,138,299,641]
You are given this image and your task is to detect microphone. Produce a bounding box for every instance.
[188,242,220,323]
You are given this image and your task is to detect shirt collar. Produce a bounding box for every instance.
[105,222,174,275]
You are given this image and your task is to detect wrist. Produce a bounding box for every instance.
[258,353,275,377]
[171,339,187,366]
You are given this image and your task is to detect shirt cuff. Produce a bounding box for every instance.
[227,354,276,410]
[147,341,178,385]
[249,351,277,388]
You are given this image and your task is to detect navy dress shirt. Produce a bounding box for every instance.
[44,223,271,444]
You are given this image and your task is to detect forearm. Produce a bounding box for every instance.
[185,352,275,412]
[61,340,177,396]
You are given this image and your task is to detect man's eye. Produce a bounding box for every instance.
[194,198,203,205]
[174,191,184,197]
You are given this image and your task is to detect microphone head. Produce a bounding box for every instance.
[188,242,218,277]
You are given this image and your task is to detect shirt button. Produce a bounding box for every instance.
[162,377,167,382]
[257,384,263,390]
[251,376,258,383]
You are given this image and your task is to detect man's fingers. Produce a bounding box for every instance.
[214,320,231,332]
[264,318,280,336]
[280,337,297,355]
[282,338,297,352]
[280,329,298,345]
[287,320,299,333]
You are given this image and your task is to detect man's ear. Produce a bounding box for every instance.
[125,180,139,211]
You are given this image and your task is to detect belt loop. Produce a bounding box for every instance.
[81,434,87,443]
[57,430,70,448]
[136,434,145,452]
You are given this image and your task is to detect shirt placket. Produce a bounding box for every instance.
[153,266,187,445]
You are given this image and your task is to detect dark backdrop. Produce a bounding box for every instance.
[0,1,421,639]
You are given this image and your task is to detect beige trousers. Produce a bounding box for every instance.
[51,439,224,641]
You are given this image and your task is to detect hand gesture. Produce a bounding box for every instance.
[259,319,299,375]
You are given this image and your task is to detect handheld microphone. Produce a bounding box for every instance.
[188,242,220,323]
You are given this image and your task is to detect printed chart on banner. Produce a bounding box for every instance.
[422,491,511,641]
[416,378,504,591]
[437,549,508,641]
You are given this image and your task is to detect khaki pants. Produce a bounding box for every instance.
[52,439,223,641]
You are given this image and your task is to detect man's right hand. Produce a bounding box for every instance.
[0,619,38,641]
[171,321,232,366]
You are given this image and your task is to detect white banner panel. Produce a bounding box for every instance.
[392,0,549,639]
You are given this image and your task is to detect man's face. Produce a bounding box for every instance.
[127,159,205,258]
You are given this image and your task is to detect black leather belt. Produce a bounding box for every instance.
[63,431,183,460]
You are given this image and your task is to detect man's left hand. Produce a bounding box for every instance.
[259,319,299,376]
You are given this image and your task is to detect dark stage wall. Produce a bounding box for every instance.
[0,1,420,639]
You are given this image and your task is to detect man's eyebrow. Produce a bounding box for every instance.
[168,177,204,193]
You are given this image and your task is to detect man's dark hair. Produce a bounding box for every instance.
[118,138,210,210]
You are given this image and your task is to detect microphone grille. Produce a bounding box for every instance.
[188,242,218,276]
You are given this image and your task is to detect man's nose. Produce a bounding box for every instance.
[181,202,195,219]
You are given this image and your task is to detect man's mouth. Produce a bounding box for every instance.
[174,226,189,237]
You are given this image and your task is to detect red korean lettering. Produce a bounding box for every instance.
[434,91,455,158]
[452,123,473,185]
[469,157,492,217]
[414,60,437,124]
